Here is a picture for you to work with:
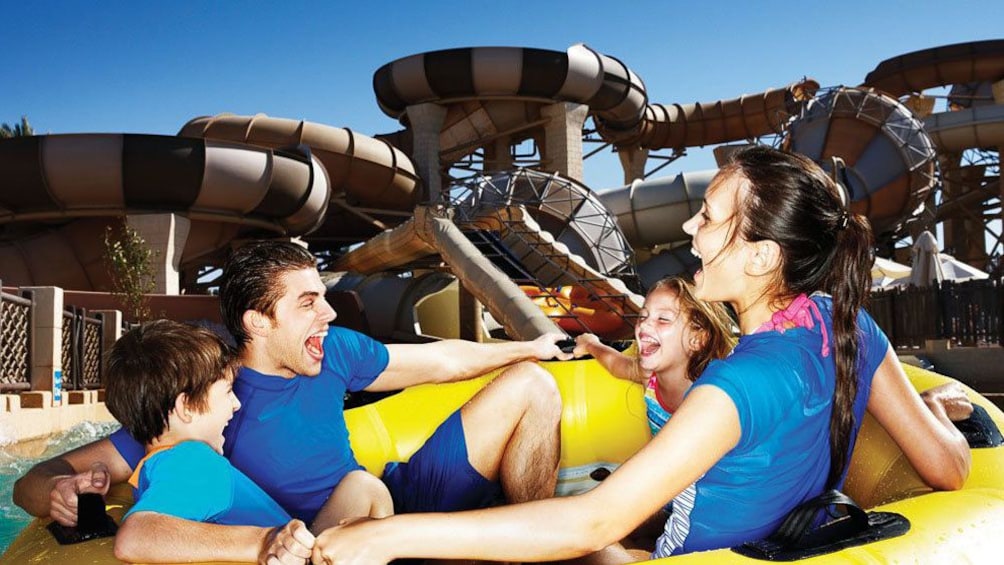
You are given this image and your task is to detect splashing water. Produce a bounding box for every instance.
[0,421,121,555]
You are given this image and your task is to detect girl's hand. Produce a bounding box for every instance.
[573,333,601,357]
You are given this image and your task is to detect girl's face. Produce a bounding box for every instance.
[682,171,752,305]
[635,288,699,376]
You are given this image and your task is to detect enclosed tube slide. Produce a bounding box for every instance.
[924,104,1004,152]
[596,80,819,150]
[373,45,647,163]
[860,40,1004,154]
[862,40,1004,98]
[180,113,420,244]
[786,87,937,237]
[598,170,717,249]
[0,134,328,290]
[374,44,647,131]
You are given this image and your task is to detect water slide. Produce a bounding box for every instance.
[862,40,1004,156]
[863,40,1004,263]
[179,114,420,247]
[357,46,823,334]
[0,134,329,290]
[373,44,647,163]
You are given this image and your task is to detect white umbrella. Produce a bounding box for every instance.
[938,253,989,282]
[909,231,944,288]
[872,256,912,280]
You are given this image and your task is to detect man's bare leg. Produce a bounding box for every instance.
[461,361,562,502]
[310,470,394,533]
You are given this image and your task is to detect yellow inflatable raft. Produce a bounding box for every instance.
[3,360,1003,564]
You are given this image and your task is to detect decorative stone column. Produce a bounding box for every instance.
[92,309,123,384]
[406,103,448,204]
[541,102,589,182]
[126,213,191,295]
[484,136,514,173]
[21,286,63,406]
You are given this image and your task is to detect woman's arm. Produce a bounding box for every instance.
[312,385,741,564]
[574,333,643,382]
[866,346,971,490]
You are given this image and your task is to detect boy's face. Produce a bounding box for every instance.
[189,375,241,454]
[257,267,336,378]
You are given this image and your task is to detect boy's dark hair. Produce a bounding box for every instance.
[105,319,238,445]
[219,240,317,349]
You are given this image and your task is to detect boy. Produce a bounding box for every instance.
[104,320,313,564]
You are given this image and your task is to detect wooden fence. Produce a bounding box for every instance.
[870,279,1003,349]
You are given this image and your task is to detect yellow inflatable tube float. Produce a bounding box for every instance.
[3,360,1003,564]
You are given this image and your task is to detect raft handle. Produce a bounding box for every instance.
[732,489,910,561]
[46,493,118,545]
[955,404,1003,448]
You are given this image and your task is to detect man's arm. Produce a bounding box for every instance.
[13,437,133,525]
[368,333,570,392]
[115,512,313,564]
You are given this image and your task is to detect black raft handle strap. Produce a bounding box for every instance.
[771,489,867,547]
[733,489,911,561]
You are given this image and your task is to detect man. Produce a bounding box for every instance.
[14,240,567,557]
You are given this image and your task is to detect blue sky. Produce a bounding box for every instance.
[5,1,1002,191]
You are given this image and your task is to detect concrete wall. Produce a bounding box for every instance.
[0,391,116,444]
[901,341,1004,409]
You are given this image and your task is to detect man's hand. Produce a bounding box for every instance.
[49,462,110,526]
[313,518,390,565]
[260,519,315,565]
[531,333,573,361]
[921,381,974,422]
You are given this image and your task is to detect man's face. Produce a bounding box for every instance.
[255,267,336,378]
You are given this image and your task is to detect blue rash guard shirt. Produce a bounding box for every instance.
[222,327,389,522]
[111,327,390,523]
[653,295,889,557]
[125,440,290,528]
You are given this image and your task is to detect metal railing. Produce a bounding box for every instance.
[870,279,1003,349]
[0,286,33,392]
[61,306,104,391]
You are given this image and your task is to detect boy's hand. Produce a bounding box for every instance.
[50,462,110,526]
[260,519,315,565]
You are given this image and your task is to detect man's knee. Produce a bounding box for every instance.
[496,362,561,418]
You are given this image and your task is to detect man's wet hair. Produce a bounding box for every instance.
[219,240,317,348]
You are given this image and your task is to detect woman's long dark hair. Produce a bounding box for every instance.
[727,146,873,488]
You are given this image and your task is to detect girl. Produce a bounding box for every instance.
[574,276,735,435]
[310,146,972,563]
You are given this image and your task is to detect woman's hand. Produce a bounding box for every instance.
[313,518,391,565]
[921,381,974,422]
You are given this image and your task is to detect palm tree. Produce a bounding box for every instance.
[0,116,34,138]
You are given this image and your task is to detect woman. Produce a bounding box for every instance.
[309,146,972,563]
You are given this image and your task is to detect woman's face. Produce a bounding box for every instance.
[634,288,697,376]
[681,171,751,305]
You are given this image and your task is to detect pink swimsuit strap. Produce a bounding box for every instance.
[754,293,831,357]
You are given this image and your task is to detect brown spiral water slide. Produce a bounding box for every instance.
[0,134,329,290]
